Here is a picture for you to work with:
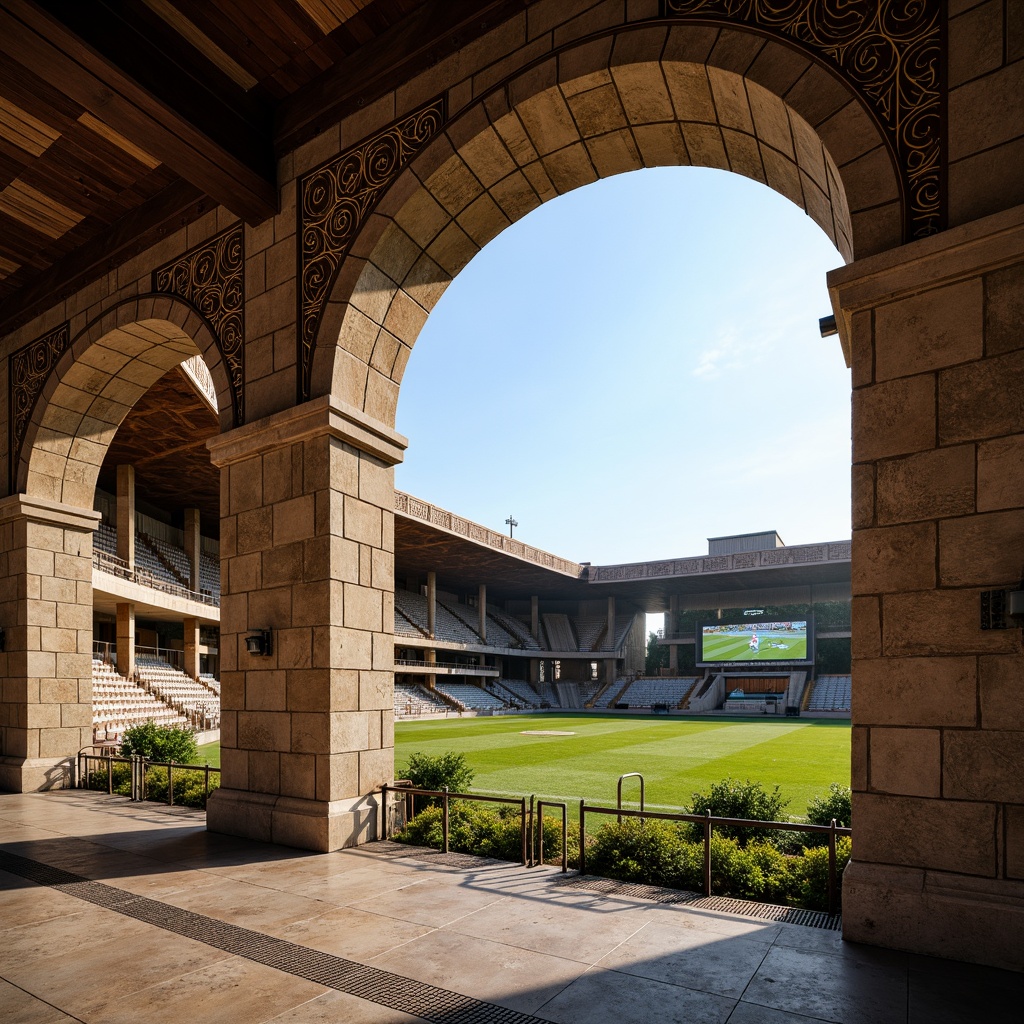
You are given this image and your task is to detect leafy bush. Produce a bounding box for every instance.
[399,750,475,813]
[807,783,851,828]
[683,778,789,846]
[86,759,218,809]
[119,722,198,764]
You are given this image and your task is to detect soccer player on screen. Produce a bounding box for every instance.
[749,632,759,652]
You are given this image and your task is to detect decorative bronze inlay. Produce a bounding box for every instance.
[8,320,71,490]
[662,0,942,241]
[153,225,245,424]
[297,97,447,401]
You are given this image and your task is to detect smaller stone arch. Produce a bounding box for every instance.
[17,294,234,510]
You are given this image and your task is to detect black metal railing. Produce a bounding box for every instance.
[77,748,219,807]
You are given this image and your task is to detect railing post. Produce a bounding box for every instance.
[579,799,586,874]
[520,798,528,866]
[107,756,113,795]
[528,795,535,867]
[168,762,174,805]
[442,787,449,854]
[380,783,389,841]
[827,818,838,917]
[205,763,211,797]
[703,809,712,896]
[560,805,568,873]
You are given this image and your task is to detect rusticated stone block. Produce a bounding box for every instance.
[940,510,1024,586]
[883,590,1017,656]
[939,349,1024,444]
[851,596,880,657]
[853,656,976,727]
[944,729,1024,802]
[852,523,935,594]
[875,445,975,525]
[977,435,1024,511]
[851,463,875,530]
[853,375,934,463]
[985,260,1024,356]
[875,280,982,381]
[1008,805,1024,880]
[869,727,941,797]
[979,655,1024,730]
[855,792,996,875]
[851,725,868,791]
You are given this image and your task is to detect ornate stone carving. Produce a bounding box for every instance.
[8,320,71,490]
[297,97,447,401]
[663,0,942,240]
[153,225,245,424]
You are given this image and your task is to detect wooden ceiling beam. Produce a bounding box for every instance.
[276,0,525,152]
[0,1,276,223]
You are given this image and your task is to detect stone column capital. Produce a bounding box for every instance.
[0,494,100,531]
[207,395,408,468]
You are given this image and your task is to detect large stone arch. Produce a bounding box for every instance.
[17,295,235,510]
[309,26,897,416]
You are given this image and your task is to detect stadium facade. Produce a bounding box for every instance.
[0,0,1022,971]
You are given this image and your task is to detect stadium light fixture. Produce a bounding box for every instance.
[245,629,273,656]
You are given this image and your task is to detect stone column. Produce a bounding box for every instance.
[669,645,678,673]
[530,595,539,640]
[478,583,487,644]
[0,495,98,792]
[184,507,201,592]
[426,571,436,639]
[205,396,405,852]
[606,595,616,651]
[425,648,436,690]
[184,616,200,679]
[116,603,135,680]
[831,204,1024,970]
[116,464,134,567]
[669,594,679,675]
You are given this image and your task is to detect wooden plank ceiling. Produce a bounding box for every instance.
[0,0,519,329]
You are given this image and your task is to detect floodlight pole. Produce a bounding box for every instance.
[505,514,518,538]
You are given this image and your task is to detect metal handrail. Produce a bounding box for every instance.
[381,783,529,866]
[78,750,220,806]
[92,550,219,606]
[578,801,851,916]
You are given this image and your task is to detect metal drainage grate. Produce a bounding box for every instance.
[0,850,546,1024]
[557,874,841,930]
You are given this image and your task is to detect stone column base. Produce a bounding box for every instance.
[843,860,1024,972]
[0,756,74,793]
[206,788,385,852]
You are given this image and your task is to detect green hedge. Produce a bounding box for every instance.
[85,759,219,809]
[394,804,850,912]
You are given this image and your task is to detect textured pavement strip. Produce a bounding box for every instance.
[0,849,546,1024]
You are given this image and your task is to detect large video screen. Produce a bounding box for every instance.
[698,621,810,664]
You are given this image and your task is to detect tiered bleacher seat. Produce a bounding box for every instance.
[393,590,482,644]
[578,679,606,705]
[394,682,451,717]
[598,680,630,707]
[95,521,118,557]
[199,550,221,598]
[486,608,541,649]
[199,673,220,695]
[135,653,220,728]
[144,534,191,586]
[806,674,851,711]
[495,679,541,706]
[437,600,519,647]
[132,535,182,587]
[574,618,605,652]
[91,659,190,743]
[615,677,700,707]
[435,682,508,710]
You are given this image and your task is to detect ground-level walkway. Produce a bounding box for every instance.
[0,791,1020,1024]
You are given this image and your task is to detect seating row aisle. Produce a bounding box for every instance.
[91,659,190,743]
[806,674,852,711]
[394,683,453,717]
[135,653,220,728]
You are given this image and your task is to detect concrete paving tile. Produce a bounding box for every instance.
[727,1001,834,1023]
[84,955,325,1024]
[597,921,772,998]
[538,965,736,1024]
[446,892,650,964]
[0,978,80,1023]
[772,923,908,968]
[644,903,782,944]
[0,872,88,928]
[2,928,233,1017]
[743,945,906,1024]
[159,877,336,931]
[261,988,428,1024]
[274,904,435,959]
[371,927,589,1014]
[907,957,1024,1024]
[288,865,437,906]
[348,877,509,927]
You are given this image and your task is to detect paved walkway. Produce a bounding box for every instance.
[0,791,1020,1024]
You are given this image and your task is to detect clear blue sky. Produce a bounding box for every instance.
[395,167,850,570]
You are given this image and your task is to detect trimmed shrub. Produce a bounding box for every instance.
[119,722,198,764]
[683,778,789,847]
[399,750,476,813]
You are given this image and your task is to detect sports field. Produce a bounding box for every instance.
[702,625,807,662]
[395,714,849,817]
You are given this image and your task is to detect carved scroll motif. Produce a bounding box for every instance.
[663,0,943,240]
[8,320,71,490]
[297,97,447,401]
[153,225,245,425]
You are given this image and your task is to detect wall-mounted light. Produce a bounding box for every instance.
[245,629,273,656]
[819,314,838,338]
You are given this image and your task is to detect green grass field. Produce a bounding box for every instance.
[395,714,849,818]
